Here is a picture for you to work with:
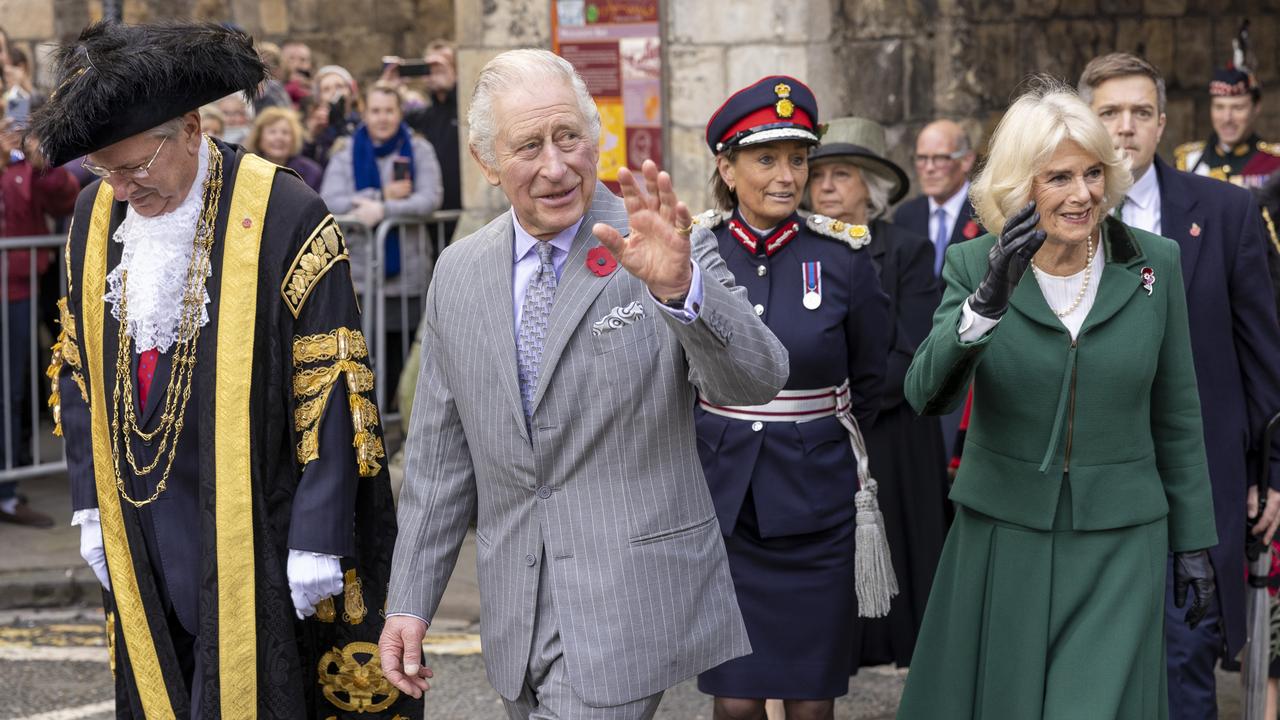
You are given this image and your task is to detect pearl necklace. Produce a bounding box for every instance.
[1031,232,1095,318]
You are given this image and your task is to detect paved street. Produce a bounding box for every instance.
[0,475,1248,719]
[0,605,906,720]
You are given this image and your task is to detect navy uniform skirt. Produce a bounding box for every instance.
[698,488,856,699]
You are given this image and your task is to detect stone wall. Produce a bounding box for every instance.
[7,0,453,96]
[455,0,1280,228]
[5,1,1280,226]
[845,0,1280,205]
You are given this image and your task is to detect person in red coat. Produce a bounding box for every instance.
[0,120,79,526]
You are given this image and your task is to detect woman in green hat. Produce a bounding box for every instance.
[806,117,952,671]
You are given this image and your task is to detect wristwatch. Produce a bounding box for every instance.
[659,293,688,310]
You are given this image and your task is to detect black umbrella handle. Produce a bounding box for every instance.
[1246,411,1280,563]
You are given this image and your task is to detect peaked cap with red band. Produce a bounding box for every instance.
[705,75,820,155]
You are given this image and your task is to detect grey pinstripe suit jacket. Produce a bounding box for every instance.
[388,184,789,706]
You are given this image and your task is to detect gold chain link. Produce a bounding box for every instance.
[110,138,223,508]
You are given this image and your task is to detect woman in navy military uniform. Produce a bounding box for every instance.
[692,76,891,720]
[806,116,952,671]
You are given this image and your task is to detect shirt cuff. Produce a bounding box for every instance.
[649,260,704,324]
[71,508,99,527]
[386,611,430,629]
[958,298,1001,343]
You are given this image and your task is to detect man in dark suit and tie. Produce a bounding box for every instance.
[893,119,980,278]
[1080,52,1280,720]
[894,119,979,460]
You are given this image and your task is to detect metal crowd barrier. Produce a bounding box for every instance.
[0,210,458,483]
[335,208,460,423]
[0,234,69,482]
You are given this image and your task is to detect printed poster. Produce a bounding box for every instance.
[553,0,664,188]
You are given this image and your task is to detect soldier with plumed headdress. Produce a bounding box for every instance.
[34,21,416,718]
[1176,20,1280,188]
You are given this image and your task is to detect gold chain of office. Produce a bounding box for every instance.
[110,137,223,508]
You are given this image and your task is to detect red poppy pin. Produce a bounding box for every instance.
[586,246,618,277]
[1141,266,1155,296]
[962,219,980,240]
[1190,222,1201,237]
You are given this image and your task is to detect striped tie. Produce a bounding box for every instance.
[516,242,558,419]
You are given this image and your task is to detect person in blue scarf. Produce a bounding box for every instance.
[321,83,443,278]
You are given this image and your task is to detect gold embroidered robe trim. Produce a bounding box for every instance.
[318,641,399,713]
[83,181,176,720]
[214,152,274,714]
[292,327,385,476]
[282,215,348,318]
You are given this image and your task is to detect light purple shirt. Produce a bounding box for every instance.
[510,208,704,329]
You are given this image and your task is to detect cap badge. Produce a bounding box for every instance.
[774,82,794,119]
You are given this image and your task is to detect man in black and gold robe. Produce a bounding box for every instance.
[35,22,417,718]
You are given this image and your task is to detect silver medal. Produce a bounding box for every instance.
[803,291,821,310]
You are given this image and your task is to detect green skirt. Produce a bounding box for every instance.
[897,479,1168,720]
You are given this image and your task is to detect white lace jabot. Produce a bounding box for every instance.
[104,138,212,353]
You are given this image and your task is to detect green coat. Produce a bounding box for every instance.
[897,217,1218,719]
[905,216,1217,552]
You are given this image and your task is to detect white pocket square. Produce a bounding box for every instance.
[592,301,646,337]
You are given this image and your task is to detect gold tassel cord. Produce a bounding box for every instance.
[342,569,366,625]
[292,329,384,477]
[47,297,87,436]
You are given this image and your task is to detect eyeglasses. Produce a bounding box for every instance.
[82,136,167,181]
[912,149,968,168]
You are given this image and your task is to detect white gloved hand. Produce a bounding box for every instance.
[75,512,111,591]
[287,549,344,620]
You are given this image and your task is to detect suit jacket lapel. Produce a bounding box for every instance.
[949,199,975,247]
[1080,216,1145,335]
[475,212,527,435]
[1155,157,1204,289]
[530,184,629,413]
[1008,269,1063,331]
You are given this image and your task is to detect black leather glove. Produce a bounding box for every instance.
[1173,550,1216,630]
[968,201,1048,319]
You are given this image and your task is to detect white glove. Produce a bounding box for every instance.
[73,510,111,591]
[287,549,344,620]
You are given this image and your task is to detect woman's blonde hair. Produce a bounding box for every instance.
[246,106,305,159]
[970,79,1131,233]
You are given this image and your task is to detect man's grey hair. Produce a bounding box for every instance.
[150,117,186,139]
[468,49,600,169]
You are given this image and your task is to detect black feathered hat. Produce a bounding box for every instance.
[29,21,267,166]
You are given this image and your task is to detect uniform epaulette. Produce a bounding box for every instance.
[281,214,349,318]
[1174,141,1205,171]
[690,209,728,230]
[1259,141,1280,157]
[806,214,872,250]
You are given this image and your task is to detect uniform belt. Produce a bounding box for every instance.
[697,380,851,423]
[701,378,898,616]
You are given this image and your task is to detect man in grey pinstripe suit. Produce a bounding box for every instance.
[378,49,790,719]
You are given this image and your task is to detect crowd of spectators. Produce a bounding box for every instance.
[0,31,462,526]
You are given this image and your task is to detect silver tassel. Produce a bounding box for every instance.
[838,410,899,618]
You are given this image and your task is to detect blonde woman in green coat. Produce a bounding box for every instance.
[896,84,1219,719]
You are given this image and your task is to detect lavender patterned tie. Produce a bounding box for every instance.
[517,241,558,419]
